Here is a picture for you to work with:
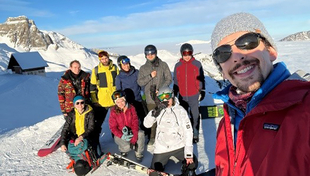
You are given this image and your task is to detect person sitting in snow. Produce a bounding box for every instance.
[109,90,145,162]
[143,86,198,176]
[60,95,103,175]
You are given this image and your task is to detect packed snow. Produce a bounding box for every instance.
[0,39,309,176]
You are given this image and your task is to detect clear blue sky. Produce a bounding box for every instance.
[0,0,309,48]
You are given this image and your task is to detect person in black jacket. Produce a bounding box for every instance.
[60,95,102,157]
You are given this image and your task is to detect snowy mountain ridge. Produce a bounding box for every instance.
[280,31,310,41]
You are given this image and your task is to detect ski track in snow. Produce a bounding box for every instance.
[0,112,220,176]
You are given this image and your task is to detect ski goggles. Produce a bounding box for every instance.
[145,49,156,55]
[121,57,130,65]
[182,50,193,56]
[112,91,125,101]
[212,32,265,64]
[75,101,85,105]
[157,93,172,102]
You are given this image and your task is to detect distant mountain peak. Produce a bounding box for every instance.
[0,16,53,51]
[280,31,310,41]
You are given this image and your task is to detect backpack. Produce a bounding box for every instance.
[66,139,96,176]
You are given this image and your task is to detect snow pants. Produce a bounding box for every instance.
[179,94,200,137]
[150,147,198,173]
[114,130,145,155]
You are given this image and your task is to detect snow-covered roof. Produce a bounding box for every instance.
[11,52,48,70]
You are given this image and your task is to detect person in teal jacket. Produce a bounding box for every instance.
[211,12,310,176]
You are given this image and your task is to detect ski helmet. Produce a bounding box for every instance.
[180,43,193,56]
[111,90,126,102]
[157,86,173,102]
[144,44,157,56]
[74,160,91,176]
[117,55,131,68]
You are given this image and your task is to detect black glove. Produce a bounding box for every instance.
[150,84,157,100]
[199,90,205,101]
[151,101,169,117]
[173,84,179,98]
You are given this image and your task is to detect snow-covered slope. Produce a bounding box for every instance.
[0,39,310,175]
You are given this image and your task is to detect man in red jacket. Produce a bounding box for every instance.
[173,43,205,143]
[211,12,310,176]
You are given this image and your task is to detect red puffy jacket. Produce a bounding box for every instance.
[215,80,310,176]
[109,104,139,144]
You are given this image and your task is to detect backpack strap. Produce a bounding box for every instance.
[94,66,99,81]
[286,70,310,81]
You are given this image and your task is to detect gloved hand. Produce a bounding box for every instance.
[150,85,162,105]
[121,133,133,141]
[199,90,205,101]
[152,101,169,117]
[121,126,133,141]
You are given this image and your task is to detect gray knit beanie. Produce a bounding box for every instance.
[211,12,276,52]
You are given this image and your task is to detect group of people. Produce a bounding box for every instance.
[58,41,204,175]
[57,12,310,176]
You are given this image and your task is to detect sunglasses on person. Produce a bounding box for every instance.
[112,91,125,101]
[212,32,266,64]
[98,51,108,58]
[145,49,156,55]
[182,50,193,56]
[157,92,172,102]
[75,101,85,105]
[121,57,130,65]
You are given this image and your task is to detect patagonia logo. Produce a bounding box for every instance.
[263,123,280,131]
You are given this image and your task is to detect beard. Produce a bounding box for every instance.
[229,59,264,93]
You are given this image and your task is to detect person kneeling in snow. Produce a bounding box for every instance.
[109,90,145,161]
[144,86,198,176]
[60,95,103,176]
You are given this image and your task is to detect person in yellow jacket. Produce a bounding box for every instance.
[90,50,119,138]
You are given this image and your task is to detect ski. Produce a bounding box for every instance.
[106,153,177,176]
[90,153,109,174]
[37,124,64,157]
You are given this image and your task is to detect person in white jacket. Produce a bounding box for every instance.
[143,86,197,176]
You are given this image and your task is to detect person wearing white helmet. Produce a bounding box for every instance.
[144,86,197,176]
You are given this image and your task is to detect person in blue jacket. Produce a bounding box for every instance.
[115,55,148,135]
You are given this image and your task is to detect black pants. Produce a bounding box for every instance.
[92,105,108,136]
[151,147,198,173]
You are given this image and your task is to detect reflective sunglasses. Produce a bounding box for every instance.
[182,50,193,56]
[157,92,172,102]
[75,101,85,105]
[212,32,265,63]
[112,91,124,101]
[98,51,108,58]
[145,49,156,55]
[121,57,130,65]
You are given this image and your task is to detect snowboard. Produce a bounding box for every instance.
[199,105,224,119]
[37,124,64,157]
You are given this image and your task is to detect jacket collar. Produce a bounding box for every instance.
[214,62,291,113]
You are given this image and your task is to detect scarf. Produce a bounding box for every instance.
[228,86,254,112]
